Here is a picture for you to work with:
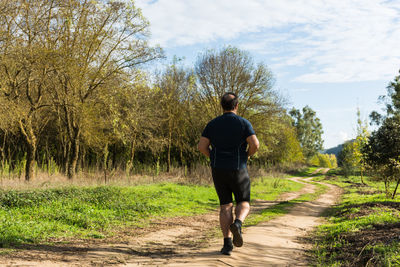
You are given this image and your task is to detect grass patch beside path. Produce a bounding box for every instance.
[252,177,304,201]
[0,184,219,247]
[310,172,400,266]
[0,176,303,248]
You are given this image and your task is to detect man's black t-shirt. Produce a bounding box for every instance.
[201,112,255,170]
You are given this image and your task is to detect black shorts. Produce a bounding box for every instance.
[211,168,250,205]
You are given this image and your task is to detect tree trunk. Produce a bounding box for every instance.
[103,143,109,184]
[179,144,185,167]
[392,177,400,199]
[80,145,86,172]
[67,129,80,179]
[360,168,364,184]
[0,131,6,168]
[63,142,70,175]
[19,119,37,181]
[385,178,390,198]
[167,135,171,173]
[25,142,36,181]
[130,141,135,163]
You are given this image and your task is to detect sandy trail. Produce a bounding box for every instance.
[0,177,340,267]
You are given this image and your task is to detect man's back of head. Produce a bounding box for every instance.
[221,92,238,112]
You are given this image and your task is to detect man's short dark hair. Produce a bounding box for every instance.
[221,92,238,111]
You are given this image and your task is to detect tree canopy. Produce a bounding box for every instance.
[0,3,324,181]
[289,106,324,159]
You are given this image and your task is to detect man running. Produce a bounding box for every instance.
[197,92,259,255]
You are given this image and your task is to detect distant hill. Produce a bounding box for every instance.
[322,143,344,157]
[323,139,356,157]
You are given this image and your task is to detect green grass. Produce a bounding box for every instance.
[310,171,400,266]
[0,184,219,247]
[0,176,304,247]
[252,177,304,201]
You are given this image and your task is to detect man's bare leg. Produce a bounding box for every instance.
[219,203,234,255]
[230,201,250,247]
[220,203,233,237]
[235,201,250,222]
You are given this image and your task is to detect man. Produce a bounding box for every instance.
[198,92,259,255]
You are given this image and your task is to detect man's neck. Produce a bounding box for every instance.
[223,110,237,114]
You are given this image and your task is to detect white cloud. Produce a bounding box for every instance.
[323,130,352,148]
[339,131,350,142]
[136,0,400,83]
[136,0,325,47]
[291,88,311,93]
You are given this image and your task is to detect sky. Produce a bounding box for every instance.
[135,0,400,149]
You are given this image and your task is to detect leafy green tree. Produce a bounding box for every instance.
[289,106,324,159]
[363,116,400,198]
[338,140,358,176]
[45,0,162,178]
[0,0,56,180]
[364,71,400,197]
[156,62,196,172]
[337,109,369,181]
[263,117,304,164]
[309,153,337,168]
[370,69,400,125]
[108,75,166,171]
[354,109,369,183]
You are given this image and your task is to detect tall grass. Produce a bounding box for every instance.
[0,160,297,190]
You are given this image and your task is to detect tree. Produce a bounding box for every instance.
[363,116,400,198]
[263,116,304,164]
[106,74,165,173]
[156,61,197,172]
[370,69,400,125]
[44,0,163,178]
[0,0,163,180]
[0,0,56,180]
[195,46,295,165]
[309,153,337,168]
[338,109,369,181]
[364,71,400,198]
[195,46,278,119]
[289,106,324,159]
[354,108,369,183]
[338,140,358,176]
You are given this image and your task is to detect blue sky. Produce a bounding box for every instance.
[136,0,400,148]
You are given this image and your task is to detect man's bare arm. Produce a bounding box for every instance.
[198,137,211,157]
[246,134,260,157]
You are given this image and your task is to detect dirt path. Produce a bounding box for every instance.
[147,178,341,267]
[0,177,341,267]
[311,168,330,175]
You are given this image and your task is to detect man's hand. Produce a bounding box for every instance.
[198,137,211,157]
[246,134,259,157]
